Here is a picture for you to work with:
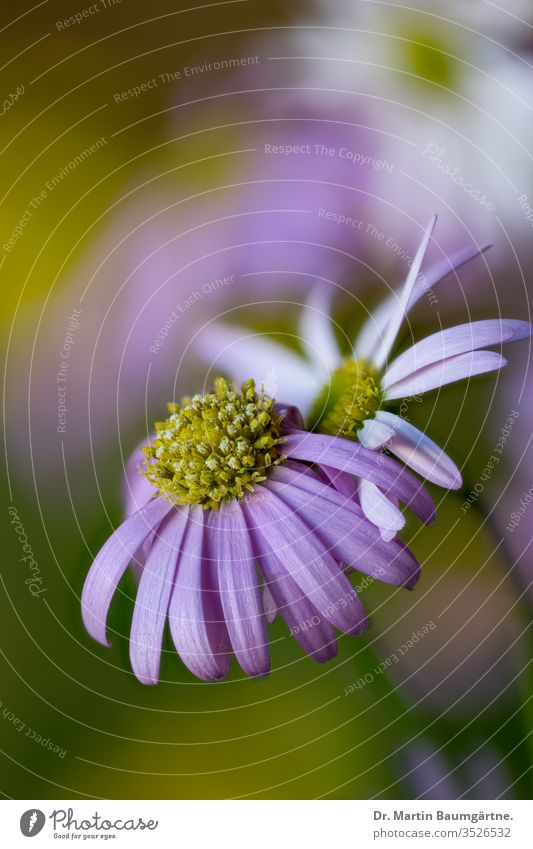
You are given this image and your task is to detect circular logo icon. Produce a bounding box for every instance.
[20,810,46,837]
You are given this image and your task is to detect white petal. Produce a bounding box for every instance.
[299,287,341,373]
[376,411,461,489]
[372,215,437,370]
[354,242,491,362]
[353,297,397,362]
[195,323,320,415]
[358,417,395,450]
[359,479,406,533]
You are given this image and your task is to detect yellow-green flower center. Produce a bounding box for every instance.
[308,358,382,440]
[141,378,286,510]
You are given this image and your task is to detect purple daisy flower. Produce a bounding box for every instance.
[196,216,532,537]
[82,379,434,684]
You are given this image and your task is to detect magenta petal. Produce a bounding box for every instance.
[129,508,189,685]
[384,319,532,389]
[376,412,462,490]
[283,431,435,524]
[284,457,359,500]
[267,470,420,588]
[299,286,340,372]
[249,487,368,634]
[320,464,359,498]
[384,350,507,400]
[208,502,270,677]
[168,507,231,681]
[246,515,337,663]
[81,497,173,646]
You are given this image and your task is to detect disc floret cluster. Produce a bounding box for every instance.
[141,377,286,509]
[309,358,382,440]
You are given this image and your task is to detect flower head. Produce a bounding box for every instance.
[308,358,382,439]
[141,378,285,508]
[197,216,532,535]
[82,380,434,684]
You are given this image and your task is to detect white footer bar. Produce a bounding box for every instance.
[1,799,529,847]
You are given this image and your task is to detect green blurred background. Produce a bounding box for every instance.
[2,0,532,799]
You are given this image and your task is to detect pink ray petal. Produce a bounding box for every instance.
[384,350,507,400]
[376,411,462,489]
[384,319,531,389]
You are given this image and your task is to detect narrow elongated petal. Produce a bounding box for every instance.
[299,287,340,373]
[284,458,358,500]
[283,431,435,524]
[246,514,337,662]
[81,497,173,646]
[209,501,270,677]
[249,487,368,634]
[195,323,319,415]
[287,462,402,541]
[373,215,437,370]
[378,489,401,540]
[122,439,157,577]
[283,459,360,506]
[359,479,406,533]
[406,243,491,311]
[352,297,397,363]
[384,350,507,400]
[275,403,305,431]
[169,508,231,681]
[384,319,532,389]
[320,464,358,498]
[376,411,461,489]
[129,508,189,685]
[262,583,278,624]
[354,242,491,361]
[358,417,395,450]
[123,436,156,517]
[267,470,420,588]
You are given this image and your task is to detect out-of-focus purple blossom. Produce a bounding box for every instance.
[403,738,513,799]
[295,0,533,278]
[9,104,379,483]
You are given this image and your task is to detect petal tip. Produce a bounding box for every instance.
[345,612,369,636]
[135,673,158,686]
[247,662,271,679]
[510,320,533,342]
[425,502,437,523]
[81,603,112,648]
[405,568,421,590]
